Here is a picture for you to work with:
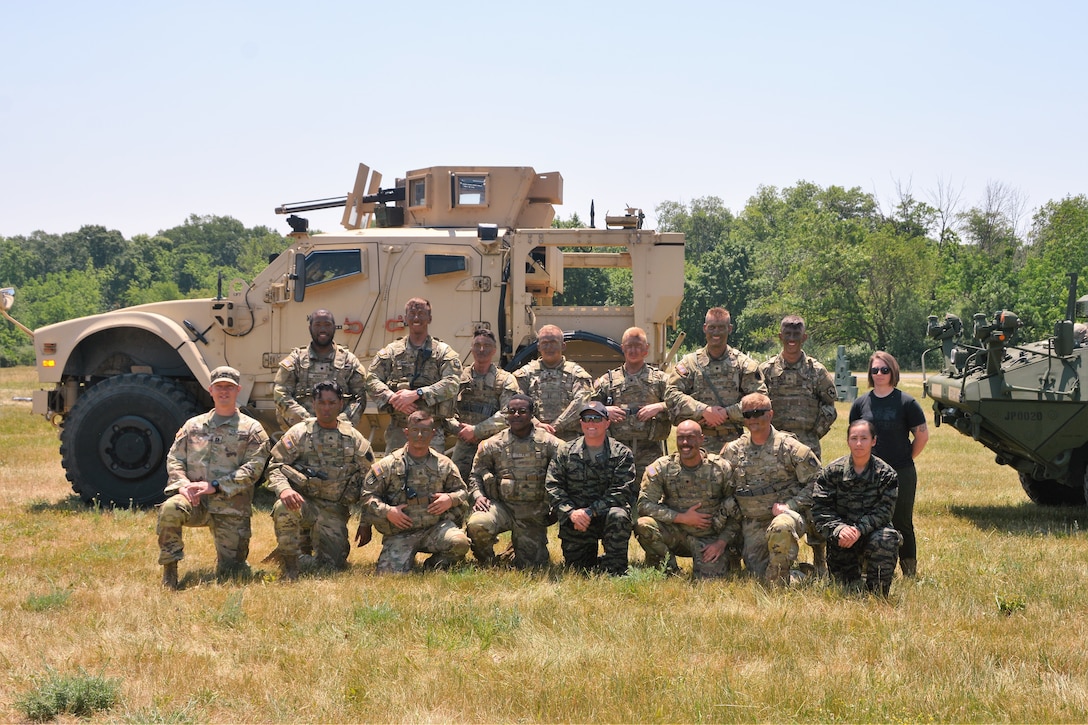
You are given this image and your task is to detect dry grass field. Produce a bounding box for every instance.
[1,366,1087,722]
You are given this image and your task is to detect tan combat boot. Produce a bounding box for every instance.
[765,559,790,586]
[162,562,179,590]
[281,555,299,582]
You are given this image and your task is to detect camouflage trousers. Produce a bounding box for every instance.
[634,517,732,579]
[156,494,251,568]
[449,439,480,484]
[557,506,631,575]
[272,497,351,568]
[741,509,805,581]
[466,501,551,568]
[376,520,470,574]
[828,526,902,593]
[617,438,666,507]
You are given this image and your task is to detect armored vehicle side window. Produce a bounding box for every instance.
[425,254,468,278]
[410,178,427,207]
[304,249,363,287]
[453,174,487,206]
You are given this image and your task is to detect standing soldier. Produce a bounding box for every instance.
[811,419,901,596]
[721,393,822,585]
[447,328,521,482]
[513,324,593,441]
[669,307,767,454]
[592,326,676,497]
[366,297,462,453]
[635,421,741,579]
[359,410,471,573]
[273,309,367,431]
[157,366,270,589]
[545,401,635,576]
[760,314,838,575]
[466,394,562,568]
[266,381,375,580]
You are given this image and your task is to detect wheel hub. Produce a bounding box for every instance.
[98,415,164,479]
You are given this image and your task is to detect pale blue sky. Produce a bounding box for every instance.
[2,1,1085,239]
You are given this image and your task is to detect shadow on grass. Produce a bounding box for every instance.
[949,502,1086,536]
[24,487,281,515]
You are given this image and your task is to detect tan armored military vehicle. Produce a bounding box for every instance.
[5,163,685,506]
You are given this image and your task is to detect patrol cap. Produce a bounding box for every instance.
[579,401,608,419]
[209,366,242,386]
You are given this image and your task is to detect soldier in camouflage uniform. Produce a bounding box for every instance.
[514,324,593,441]
[466,394,561,568]
[266,381,375,579]
[447,328,521,482]
[635,421,741,579]
[157,366,270,589]
[545,401,636,575]
[273,309,367,431]
[669,307,767,454]
[721,393,822,585]
[760,315,838,575]
[811,419,901,596]
[359,410,471,573]
[366,297,462,453]
[593,326,678,501]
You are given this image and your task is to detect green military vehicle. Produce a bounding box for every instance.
[922,275,1088,505]
[3,162,685,507]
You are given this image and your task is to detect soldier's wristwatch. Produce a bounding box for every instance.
[210,479,220,492]
[416,388,425,399]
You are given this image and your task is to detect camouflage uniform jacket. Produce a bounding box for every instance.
[545,435,635,522]
[273,343,368,428]
[513,357,592,437]
[469,427,562,517]
[366,335,462,418]
[720,427,821,523]
[360,447,468,535]
[668,345,767,440]
[811,454,898,543]
[638,450,740,543]
[266,418,375,506]
[448,363,520,439]
[592,363,676,442]
[760,351,837,451]
[165,410,270,516]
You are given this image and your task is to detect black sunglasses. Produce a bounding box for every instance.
[870,366,891,375]
[742,408,771,419]
[580,414,606,423]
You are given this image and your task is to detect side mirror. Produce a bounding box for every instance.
[293,254,306,303]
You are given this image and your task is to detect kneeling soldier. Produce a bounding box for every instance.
[635,421,740,579]
[466,394,562,568]
[266,381,375,579]
[360,410,471,573]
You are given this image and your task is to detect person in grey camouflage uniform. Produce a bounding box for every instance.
[157,366,270,589]
[273,309,367,431]
[760,315,838,576]
[514,324,593,441]
[593,326,678,502]
[811,419,901,596]
[668,307,767,454]
[266,381,375,579]
[635,420,741,579]
[360,410,470,573]
[366,297,462,453]
[447,328,521,482]
[466,394,561,568]
[720,393,822,585]
[545,401,635,575]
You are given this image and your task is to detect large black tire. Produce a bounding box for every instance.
[60,374,202,507]
[1018,472,1086,507]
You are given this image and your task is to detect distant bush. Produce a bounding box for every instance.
[16,667,119,721]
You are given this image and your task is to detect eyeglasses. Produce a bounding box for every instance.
[506,408,532,416]
[870,366,891,375]
[742,408,771,419]
[580,414,606,423]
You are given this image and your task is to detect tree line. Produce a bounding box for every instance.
[3,183,1088,369]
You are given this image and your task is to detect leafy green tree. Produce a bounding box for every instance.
[1014,195,1088,337]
